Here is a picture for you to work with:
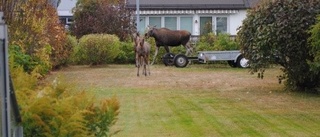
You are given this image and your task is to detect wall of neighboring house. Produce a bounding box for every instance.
[57,0,76,29]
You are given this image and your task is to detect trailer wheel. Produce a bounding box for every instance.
[236,55,250,68]
[162,53,175,66]
[174,54,189,68]
[227,60,237,68]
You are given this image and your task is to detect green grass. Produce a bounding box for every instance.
[48,64,320,137]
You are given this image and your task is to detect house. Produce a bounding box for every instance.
[126,0,259,38]
[57,0,259,36]
[57,0,77,28]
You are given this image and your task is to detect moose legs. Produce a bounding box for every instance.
[151,46,159,65]
[184,41,193,56]
[136,54,141,76]
[136,55,150,77]
[151,46,171,65]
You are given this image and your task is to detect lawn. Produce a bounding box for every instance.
[46,64,320,137]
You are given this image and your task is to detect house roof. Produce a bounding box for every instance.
[126,0,258,10]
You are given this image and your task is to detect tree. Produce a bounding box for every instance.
[1,0,70,72]
[71,0,135,41]
[0,0,20,24]
[237,0,320,92]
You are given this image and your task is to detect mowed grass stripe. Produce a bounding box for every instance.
[47,65,320,137]
[195,94,268,136]
[100,87,320,137]
[166,93,240,136]
[271,114,320,136]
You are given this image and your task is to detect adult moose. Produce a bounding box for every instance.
[134,32,151,76]
[145,26,193,65]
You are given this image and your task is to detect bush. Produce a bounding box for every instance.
[14,75,120,136]
[237,0,320,92]
[65,35,79,65]
[195,33,239,52]
[308,15,320,91]
[9,45,36,73]
[85,98,120,136]
[10,66,38,91]
[74,34,121,65]
[32,44,52,76]
[214,33,239,50]
[114,42,136,64]
[52,35,77,68]
[9,44,52,77]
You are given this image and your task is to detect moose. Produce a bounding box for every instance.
[145,25,193,65]
[134,32,151,76]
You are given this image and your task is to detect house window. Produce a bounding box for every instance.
[216,17,228,34]
[149,17,161,28]
[180,17,193,33]
[200,16,228,35]
[67,18,73,24]
[165,17,177,30]
[200,17,212,35]
[138,17,146,34]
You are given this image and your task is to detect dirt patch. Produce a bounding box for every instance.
[48,64,282,92]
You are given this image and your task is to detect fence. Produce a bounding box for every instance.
[0,11,23,137]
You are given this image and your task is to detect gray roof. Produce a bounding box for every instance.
[126,0,258,10]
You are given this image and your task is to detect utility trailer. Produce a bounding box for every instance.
[162,50,249,68]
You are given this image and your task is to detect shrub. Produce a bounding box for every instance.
[195,33,239,52]
[199,32,216,45]
[214,33,239,50]
[32,44,52,76]
[65,35,78,64]
[85,97,120,136]
[9,44,52,77]
[51,34,77,69]
[10,66,38,91]
[308,15,320,91]
[9,45,36,73]
[14,75,120,136]
[114,41,136,64]
[237,0,320,92]
[75,34,121,65]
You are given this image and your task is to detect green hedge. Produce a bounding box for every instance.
[196,33,239,52]
[72,34,121,65]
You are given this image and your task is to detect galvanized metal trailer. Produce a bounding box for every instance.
[162,50,249,68]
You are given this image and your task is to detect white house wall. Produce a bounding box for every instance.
[138,10,247,36]
[57,0,249,36]
[229,10,247,35]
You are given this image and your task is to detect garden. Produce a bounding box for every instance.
[45,64,320,136]
[1,0,320,136]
